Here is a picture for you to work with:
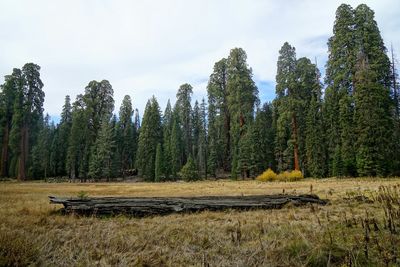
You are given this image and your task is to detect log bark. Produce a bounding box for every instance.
[49,194,327,217]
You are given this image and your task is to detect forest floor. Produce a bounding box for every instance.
[1,178,400,266]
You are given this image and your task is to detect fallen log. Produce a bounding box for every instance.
[49,194,327,217]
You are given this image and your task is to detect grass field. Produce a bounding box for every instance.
[1,178,400,266]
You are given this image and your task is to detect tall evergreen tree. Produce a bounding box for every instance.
[354,53,393,176]
[324,4,357,177]
[135,96,162,181]
[198,98,208,178]
[176,83,193,162]
[155,143,164,182]
[252,103,275,174]
[226,48,258,178]
[50,95,72,176]
[89,115,116,181]
[274,43,298,172]
[117,95,134,175]
[0,68,22,177]
[9,63,45,180]
[66,95,89,180]
[162,100,173,180]
[207,58,230,171]
[170,112,183,179]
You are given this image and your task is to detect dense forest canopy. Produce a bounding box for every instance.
[1,4,399,181]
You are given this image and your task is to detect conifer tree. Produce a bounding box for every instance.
[207,58,230,171]
[0,68,22,177]
[170,114,183,179]
[176,83,193,162]
[252,103,275,174]
[354,53,392,176]
[324,4,356,177]
[89,115,116,181]
[155,143,163,182]
[226,48,258,178]
[117,95,134,174]
[274,42,298,172]
[135,96,162,181]
[179,155,199,181]
[9,63,45,180]
[198,98,208,178]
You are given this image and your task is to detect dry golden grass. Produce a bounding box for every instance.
[1,178,400,266]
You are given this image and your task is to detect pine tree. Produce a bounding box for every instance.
[176,83,193,162]
[207,58,230,172]
[192,100,201,164]
[66,95,89,180]
[51,95,72,176]
[135,96,162,181]
[305,95,326,177]
[155,143,164,182]
[30,114,53,179]
[118,95,134,175]
[0,68,22,177]
[252,103,275,175]
[162,100,173,180]
[89,115,116,181]
[274,43,298,172]
[198,98,208,178]
[226,48,258,178]
[179,155,199,181]
[9,63,45,180]
[354,53,392,176]
[170,114,183,179]
[324,4,356,177]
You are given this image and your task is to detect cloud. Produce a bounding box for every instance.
[0,0,399,119]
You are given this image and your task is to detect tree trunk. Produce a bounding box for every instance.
[17,126,28,181]
[0,122,10,177]
[49,194,328,217]
[223,111,231,171]
[292,114,300,171]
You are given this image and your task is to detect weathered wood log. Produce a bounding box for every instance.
[49,194,327,217]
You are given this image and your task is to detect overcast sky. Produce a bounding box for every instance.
[1,0,399,121]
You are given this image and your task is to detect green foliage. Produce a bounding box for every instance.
[179,156,199,181]
[176,83,193,162]
[155,143,164,182]
[88,116,117,180]
[136,96,162,181]
[227,48,258,178]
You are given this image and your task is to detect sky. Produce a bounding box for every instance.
[1,0,399,122]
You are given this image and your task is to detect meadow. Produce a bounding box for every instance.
[1,178,400,266]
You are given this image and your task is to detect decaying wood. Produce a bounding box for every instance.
[49,194,327,217]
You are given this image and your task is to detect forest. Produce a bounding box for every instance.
[0,3,399,182]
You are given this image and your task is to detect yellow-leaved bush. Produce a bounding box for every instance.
[256,169,304,182]
[256,168,277,182]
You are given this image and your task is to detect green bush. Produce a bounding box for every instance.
[179,156,199,181]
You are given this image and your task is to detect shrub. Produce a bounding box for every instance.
[179,156,199,181]
[276,170,304,182]
[256,168,277,182]
[257,169,304,182]
[277,171,291,181]
[287,170,304,181]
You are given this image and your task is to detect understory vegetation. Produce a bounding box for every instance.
[1,179,400,266]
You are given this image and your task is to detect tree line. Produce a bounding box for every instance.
[0,4,399,181]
